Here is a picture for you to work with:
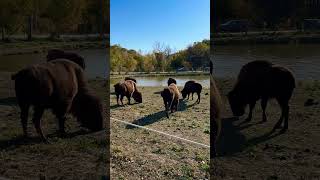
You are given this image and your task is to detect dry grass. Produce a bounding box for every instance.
[110,84,210,179]
[211,78,320,180]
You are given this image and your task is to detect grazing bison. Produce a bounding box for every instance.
[210,60,223,157]
[124,77,137,83]
[181,80,202,103]
[228,60,295,133]
[47,49,86,69]
[167,78,177,86]
[161,83,180,118]
[114,80,142,105]
[11,60,104,143]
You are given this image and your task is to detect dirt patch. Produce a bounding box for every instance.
[0,72,108,179]
[110,84,210,179]
[211,78,320,179]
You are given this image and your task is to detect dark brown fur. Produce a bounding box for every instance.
[47,49,86,69]
[181,80,202,104]
[210,60,223,157]
[167,78,177,86]
[124,77,137,83]
[161,83,180,118]
[11,60,104,143]
[228,60,295,133]
[114,80,142,105]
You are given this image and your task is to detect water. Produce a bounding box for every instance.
[111,76,209,88]
[0,49,107,79]
[213,44,320,80]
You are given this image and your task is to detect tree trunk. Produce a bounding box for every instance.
[1,27,5,41]
[27,15,33,41]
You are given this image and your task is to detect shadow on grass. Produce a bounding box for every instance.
[216,117,283,157]
[0,129,92,150]
[179,99,198,111]
[126,111,167,129]
[0,97,17,106]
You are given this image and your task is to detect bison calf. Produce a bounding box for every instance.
[114,80,142,105]
[181,81,202,103]
[12,60,104,143]
[47,49,86,69]
[228,60,295,133]
[161,83,180,118]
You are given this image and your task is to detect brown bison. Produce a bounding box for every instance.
[210,60,223,157]
[161,83,180,118]
[11,60,104,143]
[167,78,177,86]
[124,77,137,83]
[47,49,86,69]
[181,80,202,103]
[228,60,295,133]
[114,80,142,105]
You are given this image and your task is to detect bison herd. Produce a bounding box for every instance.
[114,77,204,118]
[11,49,104,143]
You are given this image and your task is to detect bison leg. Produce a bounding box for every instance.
[127,96,131,105]
[116,94,119,105]
[197,92,201,104]
[273,99,289,132]
[120,95,124,106]
[192,93,194,100]
[32,106,47,143]
[245,102,256,122]
[20,103,30,137]
[261,98,268,122]
[187,93,190,100]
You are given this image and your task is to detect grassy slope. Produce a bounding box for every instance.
[0,72,108,179]
[211,78,320,180]
[110,85,210,179]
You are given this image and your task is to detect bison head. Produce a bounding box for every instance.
[72,92,104,131]
[133,91,142,103]
[181,89,187,99]
[227,90,246,116]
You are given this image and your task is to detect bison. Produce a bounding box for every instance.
[181,80,202,103]
[228,60,295,133]
[210,60,223,157]
[47,49,86,69]
[11,60,104,143]
[124,77,137,83]
[167,78,177,86]
[161,83,180,118]
[114,80,142,105]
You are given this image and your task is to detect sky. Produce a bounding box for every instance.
[110,0,210,53]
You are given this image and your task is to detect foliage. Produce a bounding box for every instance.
[110,39,209,73]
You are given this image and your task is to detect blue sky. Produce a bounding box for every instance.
[110,0,210,53]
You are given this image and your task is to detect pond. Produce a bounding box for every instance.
[111,75,209,88]
[0,49,107,79]
[213,44,320,80]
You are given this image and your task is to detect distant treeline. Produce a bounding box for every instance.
[0,0,109,41]
[213,0,320,30]
[111,40,210,73]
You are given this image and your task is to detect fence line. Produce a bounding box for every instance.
[111,117,210,149]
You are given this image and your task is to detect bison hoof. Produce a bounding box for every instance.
[279,128,287,134]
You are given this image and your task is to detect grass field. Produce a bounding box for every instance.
[211,78,320,180]
[110,84,210,179]
[0,72,108,179]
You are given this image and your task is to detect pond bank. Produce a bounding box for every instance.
[213,31,320,45]
[110,71,209,79]
[0,40,106,56]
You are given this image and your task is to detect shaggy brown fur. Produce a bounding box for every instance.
[114,80,142,105]
[167,78,177,86]
[181,80,202,103]
[228,60,295,133]
[47,49,86,69]
[161,83,180,118]
[210,60,223,157]
[11,60,104,143]
[124,77,137,83]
